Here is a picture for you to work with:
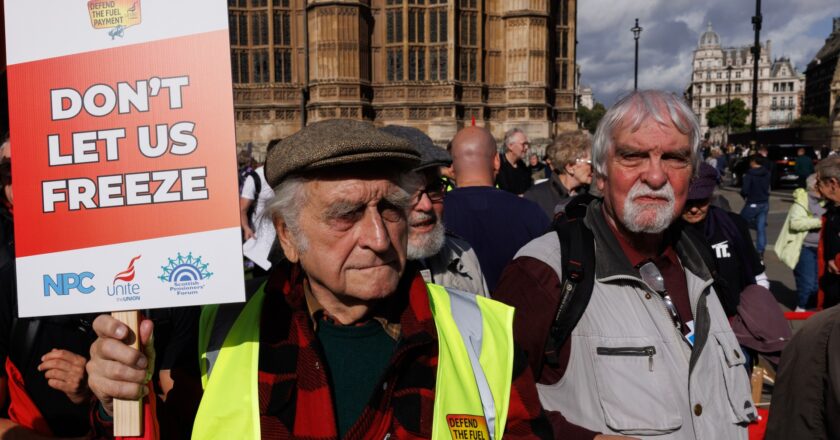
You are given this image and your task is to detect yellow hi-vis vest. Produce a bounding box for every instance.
[192,283,515,440]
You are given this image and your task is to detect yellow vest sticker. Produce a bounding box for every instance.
[446,414,490,440]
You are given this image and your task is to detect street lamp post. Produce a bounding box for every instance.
[726,65,733,145]
[631,18,642,90]
[750,0,762,145]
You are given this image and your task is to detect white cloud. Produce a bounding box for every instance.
[578,0,840,106]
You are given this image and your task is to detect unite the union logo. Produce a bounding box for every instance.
[109,255,142,302]
[159,252,212,296]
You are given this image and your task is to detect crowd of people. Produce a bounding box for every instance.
[0,90,839,439]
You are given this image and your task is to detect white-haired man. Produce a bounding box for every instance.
[381,125,489,297]
[496,128,533,195]
[495,90,755,439]
[84,120,550,439]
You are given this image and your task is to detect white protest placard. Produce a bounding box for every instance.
[5,0,246,318]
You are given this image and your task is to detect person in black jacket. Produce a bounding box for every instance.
[740,155,771,256]
[495,128,533,195]
[817,156,840,308]
[681,163,769,316]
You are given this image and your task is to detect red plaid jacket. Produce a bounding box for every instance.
[257,262,552,439]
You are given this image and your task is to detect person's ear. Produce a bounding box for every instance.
[274,217,300,263]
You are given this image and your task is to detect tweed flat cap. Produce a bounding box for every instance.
[264,119,421,187]
[380,125,451,171]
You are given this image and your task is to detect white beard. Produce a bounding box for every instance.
[407,213,446,260]
[621,181,676,234]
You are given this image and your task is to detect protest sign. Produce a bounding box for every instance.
[4,0,245,319]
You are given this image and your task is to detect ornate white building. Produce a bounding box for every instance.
[686,23,804,138]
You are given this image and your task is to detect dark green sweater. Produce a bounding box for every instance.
[317,318,396,437]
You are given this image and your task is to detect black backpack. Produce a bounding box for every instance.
[543,195,726,369]
[243,170,262,229]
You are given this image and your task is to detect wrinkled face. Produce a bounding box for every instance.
[407,169,446,260]
[817,174,840,204]
[507,132,530,161]
[277,176,411,302]
[681,198,712,224]
[568,152,593,186]
[598,118,693,234]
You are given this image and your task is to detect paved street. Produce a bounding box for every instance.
[715,184,799,311]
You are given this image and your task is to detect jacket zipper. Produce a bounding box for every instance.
[596,346,656,371]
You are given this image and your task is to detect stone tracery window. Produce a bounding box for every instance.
[384,1,448,83]
[458,1,478,82]
[228,0,294,84]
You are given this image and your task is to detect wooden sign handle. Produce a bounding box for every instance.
[111,310,144,437]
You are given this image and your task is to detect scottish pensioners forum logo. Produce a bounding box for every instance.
[109,255,142,302]
[159,252,212,296]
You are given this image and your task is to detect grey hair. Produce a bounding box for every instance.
[816,156,840,183]
[592,90,701,178]
[503,128,525,152]
[265,175,311,253]
[806,173,818,191]
[264,169,420,254]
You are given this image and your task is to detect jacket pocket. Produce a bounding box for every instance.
[592,340,682,435]
[713,332,757,424]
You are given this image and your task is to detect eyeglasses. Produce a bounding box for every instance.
[576,158,592,165]
[414,178,447,203]
[638,261,683,332]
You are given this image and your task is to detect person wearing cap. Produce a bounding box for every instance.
[380,126,489,297]
[680,163,769,320]
[85,119,551,439]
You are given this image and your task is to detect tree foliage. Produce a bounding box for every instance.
[791,114,829,127]
[577,102,607,133]
[706,98,750,130]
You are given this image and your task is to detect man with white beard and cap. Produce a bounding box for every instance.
[381,125,489,297]
[494,90,755,439]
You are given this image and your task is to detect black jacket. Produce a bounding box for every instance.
[523,175,574,219]
[821,203,840,308]
[496,153,533,195]
[740,166,770,203]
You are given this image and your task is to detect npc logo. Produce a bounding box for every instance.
[43,272,95,297]
[159,252,212,296]
[87,0,142,39]
[108,255,142,302]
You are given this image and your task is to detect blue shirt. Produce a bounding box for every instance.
[443,186,550,292]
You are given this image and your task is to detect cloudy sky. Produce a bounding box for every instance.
[578,0,840,106]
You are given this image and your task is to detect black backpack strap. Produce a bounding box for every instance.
[9,317,42,372]
[543,217,595,369]
[247,170,261,198]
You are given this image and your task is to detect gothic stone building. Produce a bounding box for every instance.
[686,23,804,140]
[228,0,577,157]
[805,17,840,149]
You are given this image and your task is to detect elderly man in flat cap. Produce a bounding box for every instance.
[381,125,489,298]
[85,120,550,439]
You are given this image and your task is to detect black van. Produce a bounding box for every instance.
[730,144,817,188]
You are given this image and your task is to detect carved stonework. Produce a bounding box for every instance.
[229,0,576,146]
[319,87,338,97]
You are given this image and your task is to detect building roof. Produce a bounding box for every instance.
[811,25,840,68]
[699,22,721,48]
